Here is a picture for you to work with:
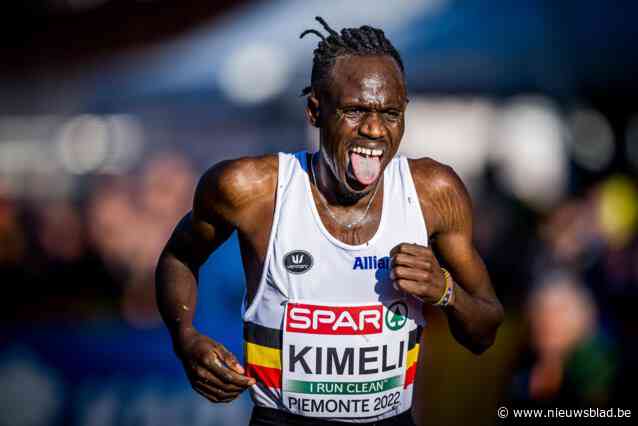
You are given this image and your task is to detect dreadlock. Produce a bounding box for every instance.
[299,17,405,96]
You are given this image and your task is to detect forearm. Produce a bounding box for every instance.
[443,279,504,354]
[155,250,200,346]
[157,249,256,401]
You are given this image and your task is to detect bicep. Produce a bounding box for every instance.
[433,231,495,300]
[165,164,239,271]
[425,164,495,299]
[165,210,234,273]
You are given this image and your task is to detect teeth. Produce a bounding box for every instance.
[351,146,383,157]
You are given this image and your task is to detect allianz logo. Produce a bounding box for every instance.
[352,255,390,270]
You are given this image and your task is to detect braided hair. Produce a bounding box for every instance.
[300,17,404,96]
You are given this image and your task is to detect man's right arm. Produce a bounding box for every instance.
[155,157,275,402]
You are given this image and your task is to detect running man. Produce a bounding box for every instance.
[155,17,504,426]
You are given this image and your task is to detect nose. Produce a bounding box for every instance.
[358,112,386,140]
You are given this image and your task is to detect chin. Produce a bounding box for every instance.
[336,176,376,205]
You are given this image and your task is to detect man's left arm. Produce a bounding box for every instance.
[391,161,504,354]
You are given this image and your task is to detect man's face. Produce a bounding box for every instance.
[309,55,408,202]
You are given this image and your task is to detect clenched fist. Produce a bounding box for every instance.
[174,328,255,403]
[390,243,451,305]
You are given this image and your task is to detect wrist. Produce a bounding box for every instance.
[172,326,198,355]
[447,277,457,307]
[433,268,455,308]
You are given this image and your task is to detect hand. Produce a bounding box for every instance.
[174,328,255,403]
[389,243,447,305]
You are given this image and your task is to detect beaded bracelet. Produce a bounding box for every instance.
[434,268,454,307]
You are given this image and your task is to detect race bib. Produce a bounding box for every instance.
[282,301,410,418]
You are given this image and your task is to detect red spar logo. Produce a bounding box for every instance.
[285,303,383,335]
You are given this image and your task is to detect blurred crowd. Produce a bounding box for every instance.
[0,152,196,327]
[2,145,638,413]
[475,171,638,409]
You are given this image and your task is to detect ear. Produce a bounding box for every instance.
[305,91,321,128]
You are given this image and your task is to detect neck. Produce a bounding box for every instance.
[312,152,377,208]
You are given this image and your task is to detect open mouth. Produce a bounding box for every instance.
[347,145,384,189]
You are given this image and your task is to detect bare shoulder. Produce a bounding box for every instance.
[407,157,472,235]
[194,154,278,224]
[408,157,467,198]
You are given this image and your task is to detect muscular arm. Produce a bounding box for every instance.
[396,159,503,354]
[431,172,503,354]
[156,161,237,347]
[155,155,276,401]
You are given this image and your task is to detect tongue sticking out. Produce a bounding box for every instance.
[350,152,381,186]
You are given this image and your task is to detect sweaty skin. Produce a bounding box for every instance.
[155,55,504,404]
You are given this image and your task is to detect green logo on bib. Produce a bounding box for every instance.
[385,302,408,330]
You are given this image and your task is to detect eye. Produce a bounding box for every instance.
[382,110,402,122]
[341,108,365,119]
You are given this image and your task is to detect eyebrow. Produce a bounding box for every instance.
[338,102,405,110]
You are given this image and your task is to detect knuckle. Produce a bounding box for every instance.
[196,367,210,380]
[395,266,409,276]
[207,353,220,365]
[196,352,210,365]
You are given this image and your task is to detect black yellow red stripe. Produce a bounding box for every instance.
[404,326,422,388]
[244,322,283,389]
[403,343,420,388]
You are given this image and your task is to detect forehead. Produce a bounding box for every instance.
[324,55,406,105]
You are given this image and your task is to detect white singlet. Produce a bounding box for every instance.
[242,151,428,423]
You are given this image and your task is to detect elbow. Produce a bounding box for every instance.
[467,307,505,355]
[468,333,496,355]
[455,330,496,355]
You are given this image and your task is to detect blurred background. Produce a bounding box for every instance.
[1,0,637,425]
